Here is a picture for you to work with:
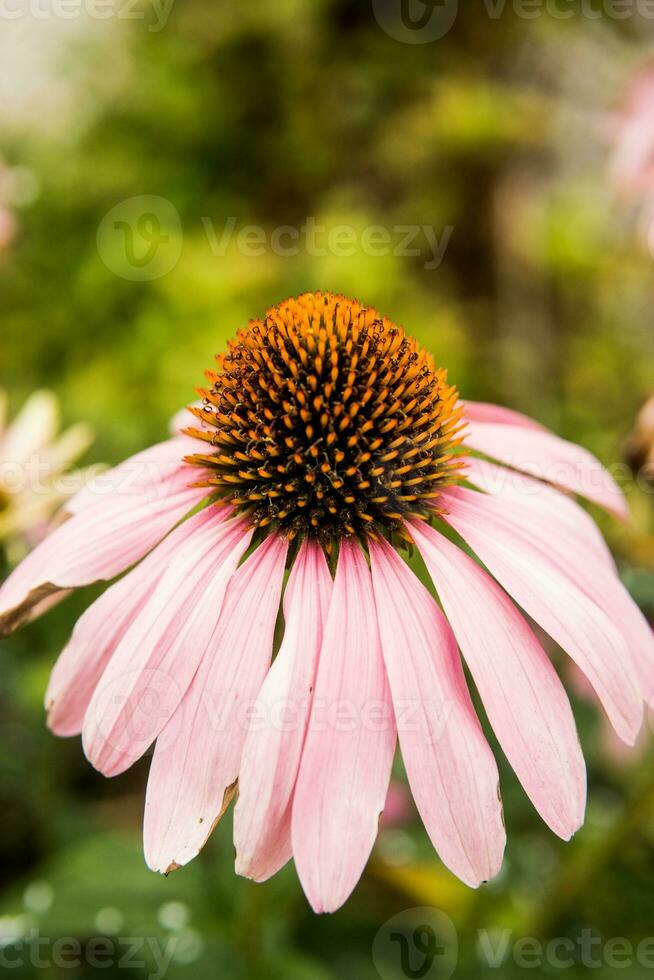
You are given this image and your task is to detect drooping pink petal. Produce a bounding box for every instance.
[45,507,233,737]
[463,420,629,520]
[465,457,615,571]
[0,460,207,636]
[143,534,288,874]
[439,487,642,744]
[291,539,396,914]
[82,510,252,777]
[369,537,506,884]
[462,400,545,431]
[234,539,332,883]
[408,522,586,840]
[455,478,654,707]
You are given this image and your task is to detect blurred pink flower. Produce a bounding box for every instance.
[567,660,652,767]
[609,66,654,194]
[380,781,412,829]
[0,293,652,913]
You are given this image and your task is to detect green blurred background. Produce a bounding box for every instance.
[1,1,654,977]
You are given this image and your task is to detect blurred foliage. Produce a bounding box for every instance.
[1,1,654,978]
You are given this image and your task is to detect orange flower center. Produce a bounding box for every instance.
[185,291,466,546]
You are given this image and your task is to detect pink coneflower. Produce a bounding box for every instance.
[0,292,651,913]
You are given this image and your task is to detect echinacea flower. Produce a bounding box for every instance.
[1,292,651,913]
[0,388,95,561]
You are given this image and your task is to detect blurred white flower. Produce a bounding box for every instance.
[0,389,97,561]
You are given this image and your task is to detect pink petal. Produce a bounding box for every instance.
[456,477,654,708]
[465,457,615,571]
[408,522,586,840]
[291,540,396,914]
[169,403,203,437]
[143,534,288,874]
[463,420,629,520]
[82,510,252,776]
[462,400,545,430]
[66,437,198,514]
[369,537,505,885]
[45,508,233,737]
[234,539,333,882]
[440,488,643,744]
[0,464,207,636]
